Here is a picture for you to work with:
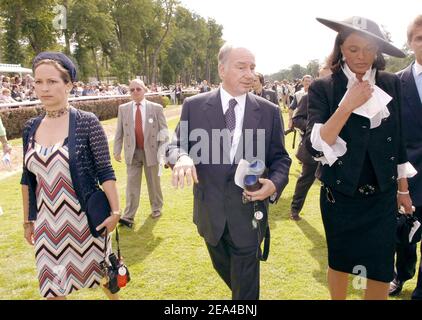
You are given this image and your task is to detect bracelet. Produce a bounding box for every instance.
[111,210,121,216]
[397,190,410,195]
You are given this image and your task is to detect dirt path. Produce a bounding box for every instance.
[0,105,182,181]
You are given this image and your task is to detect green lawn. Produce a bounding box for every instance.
[0,111,416,300]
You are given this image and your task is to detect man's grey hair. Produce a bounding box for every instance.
[129,79,148,91]
[218,43,234,67]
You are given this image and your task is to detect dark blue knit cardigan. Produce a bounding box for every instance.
[21,107,116,221]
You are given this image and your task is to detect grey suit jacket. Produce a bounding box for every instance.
[114,100,168,167]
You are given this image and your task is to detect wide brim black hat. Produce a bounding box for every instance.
[316,16,406,58]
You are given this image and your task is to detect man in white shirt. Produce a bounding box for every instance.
[114,79,168,228]
[166,44,291,299]
[390,15,422,300]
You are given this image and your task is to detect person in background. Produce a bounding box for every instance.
[0,116,12,155]
[390,15,422,299]
[114,79,168,228]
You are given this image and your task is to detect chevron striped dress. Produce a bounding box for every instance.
[25,138,111,298]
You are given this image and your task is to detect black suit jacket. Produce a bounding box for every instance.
[261,89,279,106]
[398,63,422,206]
[167,89,291,247]
[292,94,315,164]
[305,69,408,196]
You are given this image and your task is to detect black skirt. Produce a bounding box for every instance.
[320,185,396,283]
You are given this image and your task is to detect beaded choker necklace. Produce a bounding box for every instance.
[45,106,70,118]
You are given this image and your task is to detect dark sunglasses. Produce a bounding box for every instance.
[130,87,143,92]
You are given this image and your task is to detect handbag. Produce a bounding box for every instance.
[396,212,422,245]
[86,190,111,238]
[100,229,131,294]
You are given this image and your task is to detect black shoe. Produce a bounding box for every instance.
[411,288,422,300]
[119,218,133,229]
[290,212,302,221]
[389,279,404,296]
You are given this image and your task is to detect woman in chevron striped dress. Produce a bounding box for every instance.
[21,52,121,300]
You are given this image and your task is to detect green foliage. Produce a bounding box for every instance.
[0,0,224,85]
[385,45,415,73]
[161,95,171,107]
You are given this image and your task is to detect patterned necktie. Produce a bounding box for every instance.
[135,103,144,149]
[225,98,237,132]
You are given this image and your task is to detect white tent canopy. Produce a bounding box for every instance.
[0,63,32,74]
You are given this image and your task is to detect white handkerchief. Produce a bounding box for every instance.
[341,64,392,129]
[234,159,250,189]
[352,85,392,119]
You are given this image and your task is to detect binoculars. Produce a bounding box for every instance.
[242,159,265,203]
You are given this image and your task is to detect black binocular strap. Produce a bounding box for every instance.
[254,201,270,261]
[257,225,270,261]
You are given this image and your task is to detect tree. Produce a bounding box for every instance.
[306,59,320,78]
[67,0,116,80]
[0,0,25,64]
[151,0,178,84]
[385,44,415,73]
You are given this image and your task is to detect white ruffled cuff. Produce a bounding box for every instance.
[397,162,417,180]
[310,123,347,166]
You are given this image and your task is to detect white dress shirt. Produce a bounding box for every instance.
[413,60,422,103]
[132,99,147,133]
[220,86,246,163]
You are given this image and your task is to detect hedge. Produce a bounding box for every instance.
[0,94,167,140]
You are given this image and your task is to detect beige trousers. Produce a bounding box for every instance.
[121,149,163,222]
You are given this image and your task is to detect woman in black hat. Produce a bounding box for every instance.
[20,52,121,299]
[305,17,417,299]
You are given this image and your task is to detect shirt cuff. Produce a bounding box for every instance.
[397,162,417,180]
[310,123,347,166]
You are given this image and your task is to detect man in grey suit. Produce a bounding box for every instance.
[114,79,168,228]
[167,44,291,299]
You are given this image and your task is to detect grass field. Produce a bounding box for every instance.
[0,109,416,300]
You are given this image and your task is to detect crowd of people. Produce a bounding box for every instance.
[1,14,422,301]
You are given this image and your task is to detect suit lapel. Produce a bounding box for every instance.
[203,89,226,130]
[333,71,348,113]
[125,102,135,142]
[242,93,261,131]
[144,101,153,140]
[233,93,261,162]
[401,63,422,127]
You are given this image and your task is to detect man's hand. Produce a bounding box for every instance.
[172,155,198,189]
[114,154,122,162]
[243,178,276,201]
[2,143,11,155]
